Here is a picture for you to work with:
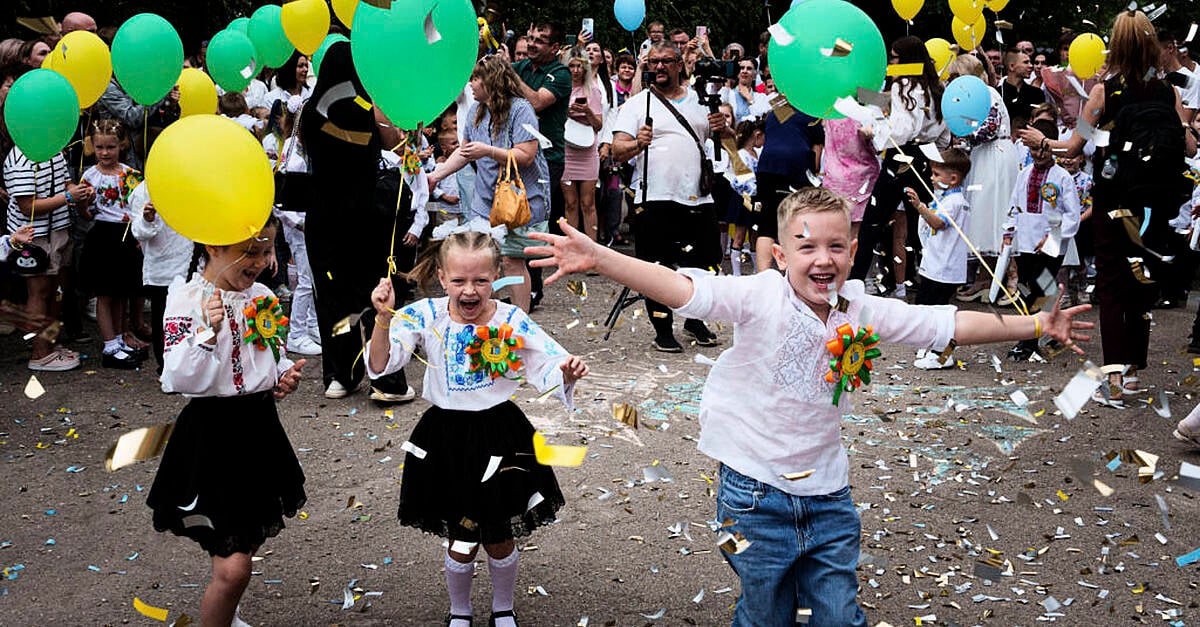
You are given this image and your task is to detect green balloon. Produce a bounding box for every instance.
[112,13,184,105]
[208,29,259,93]
[767,0,886,119]
[352,0,476,129]
[248,5,294,69]
[229,17,250,34]
[4,69,80,163]
[312,33,349,78]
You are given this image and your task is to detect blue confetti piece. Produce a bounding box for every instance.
[135,485,144,492]
[65,466,84,473]
[383,557,392,565]
[264,579,283,584]
[0,541,11,549]
[1176,546,1200,567]
[44,539,54,546]
[44,510,55,516]
[86,565,100,572]
[348,408,358,416]
[126,552,139,561]
[1106,456,1121,472]
[119,494,128,504]
[492,276,525,291]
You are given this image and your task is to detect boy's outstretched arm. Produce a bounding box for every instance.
[953,291,1094,354]
[525,220,696,309]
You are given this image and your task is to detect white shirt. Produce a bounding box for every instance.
[128,183,193,287]
[160,276,294,397]
[227,113,262,134]
[379,150,431,239]
[0,235,13,262]
[614,88,714,206]
[367,298,575,412]
[871,79,952,151]
[262,85,312,112]
[917,188,970,284]
[1169,66,1200,111]
[1004,164,1082,255]
[674,270,957,496]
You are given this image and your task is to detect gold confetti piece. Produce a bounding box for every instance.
[717,531,752,554]
[613,403,638,429]
[298,511,309,520]
[886,62,924,76]
[1093,479,1114,497]
[651,311,669,318]
[134,597,169,621]
[37,320,62,343]
[532,432,586,467]
[565,320,580,330]
[821,37,853,57]
[780,469,815,481]
[1056,489,1069,501]
[353,95,372,110]
[170,614,192,627]
[105,423,175,472]
[346,495,364,509]
[995,19,1013,28]
[566,280,588,300]
[24,375,45,400]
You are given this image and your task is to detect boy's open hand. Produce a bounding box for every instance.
[525,220,600,285]
[1041,286,1094,355]
[559,355,589,385]
[274,359,305,399]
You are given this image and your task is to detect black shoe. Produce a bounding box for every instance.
[1007,342,1035,361]
[122,345,150,361]
[683,320,720,346]
[101,350,142,370]
[488,610,518,627]
[445,613,473,626]
[529,290,543,311]
[652,335,684,353]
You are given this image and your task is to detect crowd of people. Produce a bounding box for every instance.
[2,6,1200,627]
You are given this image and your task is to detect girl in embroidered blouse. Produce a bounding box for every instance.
[148,215,307,627]
[367,229,587,627]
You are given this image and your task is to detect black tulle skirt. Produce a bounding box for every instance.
[146,391,306,557]
[398,401,565,545]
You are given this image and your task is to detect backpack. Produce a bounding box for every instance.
[1095,79,1192,214]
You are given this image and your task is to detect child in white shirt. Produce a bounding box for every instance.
[526,187,1092,626]
[906,148,972,369]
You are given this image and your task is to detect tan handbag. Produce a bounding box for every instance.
[490,149,532,230]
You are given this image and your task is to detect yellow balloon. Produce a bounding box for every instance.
[891,0,924,21]
[926,37,955,80]
[985,0,1009,11]
[1069,33,1106,80]
[951,16,987,52]
[948,0,984,25]
[177,68,218,118]
[332,0,358,29]
[48,31,111,108]
[145,115,273,245]
[282,0,331,55]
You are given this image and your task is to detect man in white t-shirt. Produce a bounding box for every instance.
[1159,28,1200,123]
[612,42,729,352]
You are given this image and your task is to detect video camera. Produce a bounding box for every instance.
[691,58,737,111]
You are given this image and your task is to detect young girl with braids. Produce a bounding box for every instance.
[147,214,307,626]
[79,119,148,369]
[366,228,587,627]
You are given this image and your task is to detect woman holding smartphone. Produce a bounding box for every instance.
[560,47,604,241]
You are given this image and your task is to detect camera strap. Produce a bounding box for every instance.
[649,88,708,164]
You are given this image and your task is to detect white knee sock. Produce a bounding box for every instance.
[730,248,742,276]
[488,550,519,622]
[444,552,474,624]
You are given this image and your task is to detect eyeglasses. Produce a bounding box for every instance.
[647,58,680,66]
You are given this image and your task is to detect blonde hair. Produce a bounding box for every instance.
[947,53,986,81]
[561,47,595,88]
[471,55,526,141]
[404,231,502,293]
[776,187,851,236]
[1107,9,1160,85]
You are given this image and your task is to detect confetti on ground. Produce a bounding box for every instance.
[133,597,169,621]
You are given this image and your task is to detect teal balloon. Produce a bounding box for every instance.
[207,29,259,93]
[613,0,645,32]
[312,33,349,77]
[229,17,250,34]
[248,5,294,69]
[352,0,476,129]
[4,70,80,162]
[767,0,886,119]
[112,13,184,105]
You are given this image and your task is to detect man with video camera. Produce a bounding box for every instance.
[611,41,731,353]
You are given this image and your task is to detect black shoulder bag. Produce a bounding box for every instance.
[649,89,714,197]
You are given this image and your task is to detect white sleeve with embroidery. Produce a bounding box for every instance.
[160,278,227,395]
[367,301,427,379]
[510,308,574,410]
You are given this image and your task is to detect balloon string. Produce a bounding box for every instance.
[142,109,148,165]
[385,168,407,277]
[78,110,91,182]
[29,163,37,228]
[884,135,1031,316]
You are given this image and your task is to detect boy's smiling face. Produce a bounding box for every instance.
[772,210,857,316]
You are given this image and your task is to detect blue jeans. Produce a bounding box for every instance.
[717,464,866,627]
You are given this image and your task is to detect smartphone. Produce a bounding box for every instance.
[582,18,594,39]
[575,97,588,104]
[696,25,708,39]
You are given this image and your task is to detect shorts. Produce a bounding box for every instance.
[500,220,549,259]
[28,228,72,276]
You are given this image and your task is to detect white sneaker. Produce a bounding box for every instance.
[28,350,80,372]
[325,380,350,399]
[287,335,322,356]
[913,353,953,370]
[370,385,416,403]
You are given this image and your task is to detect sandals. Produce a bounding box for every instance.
[446,614,473,627]
[1091,384,1124,409]
[1121,375,1145,396]
[489,610,519,627]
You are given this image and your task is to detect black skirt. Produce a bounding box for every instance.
[81,220,143,296]
[147,391,306,557]
[399,401,565,545]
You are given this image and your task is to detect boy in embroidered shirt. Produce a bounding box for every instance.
[527,187,1092,627]
[906,148,972,370]
[1003,119,1081,361]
